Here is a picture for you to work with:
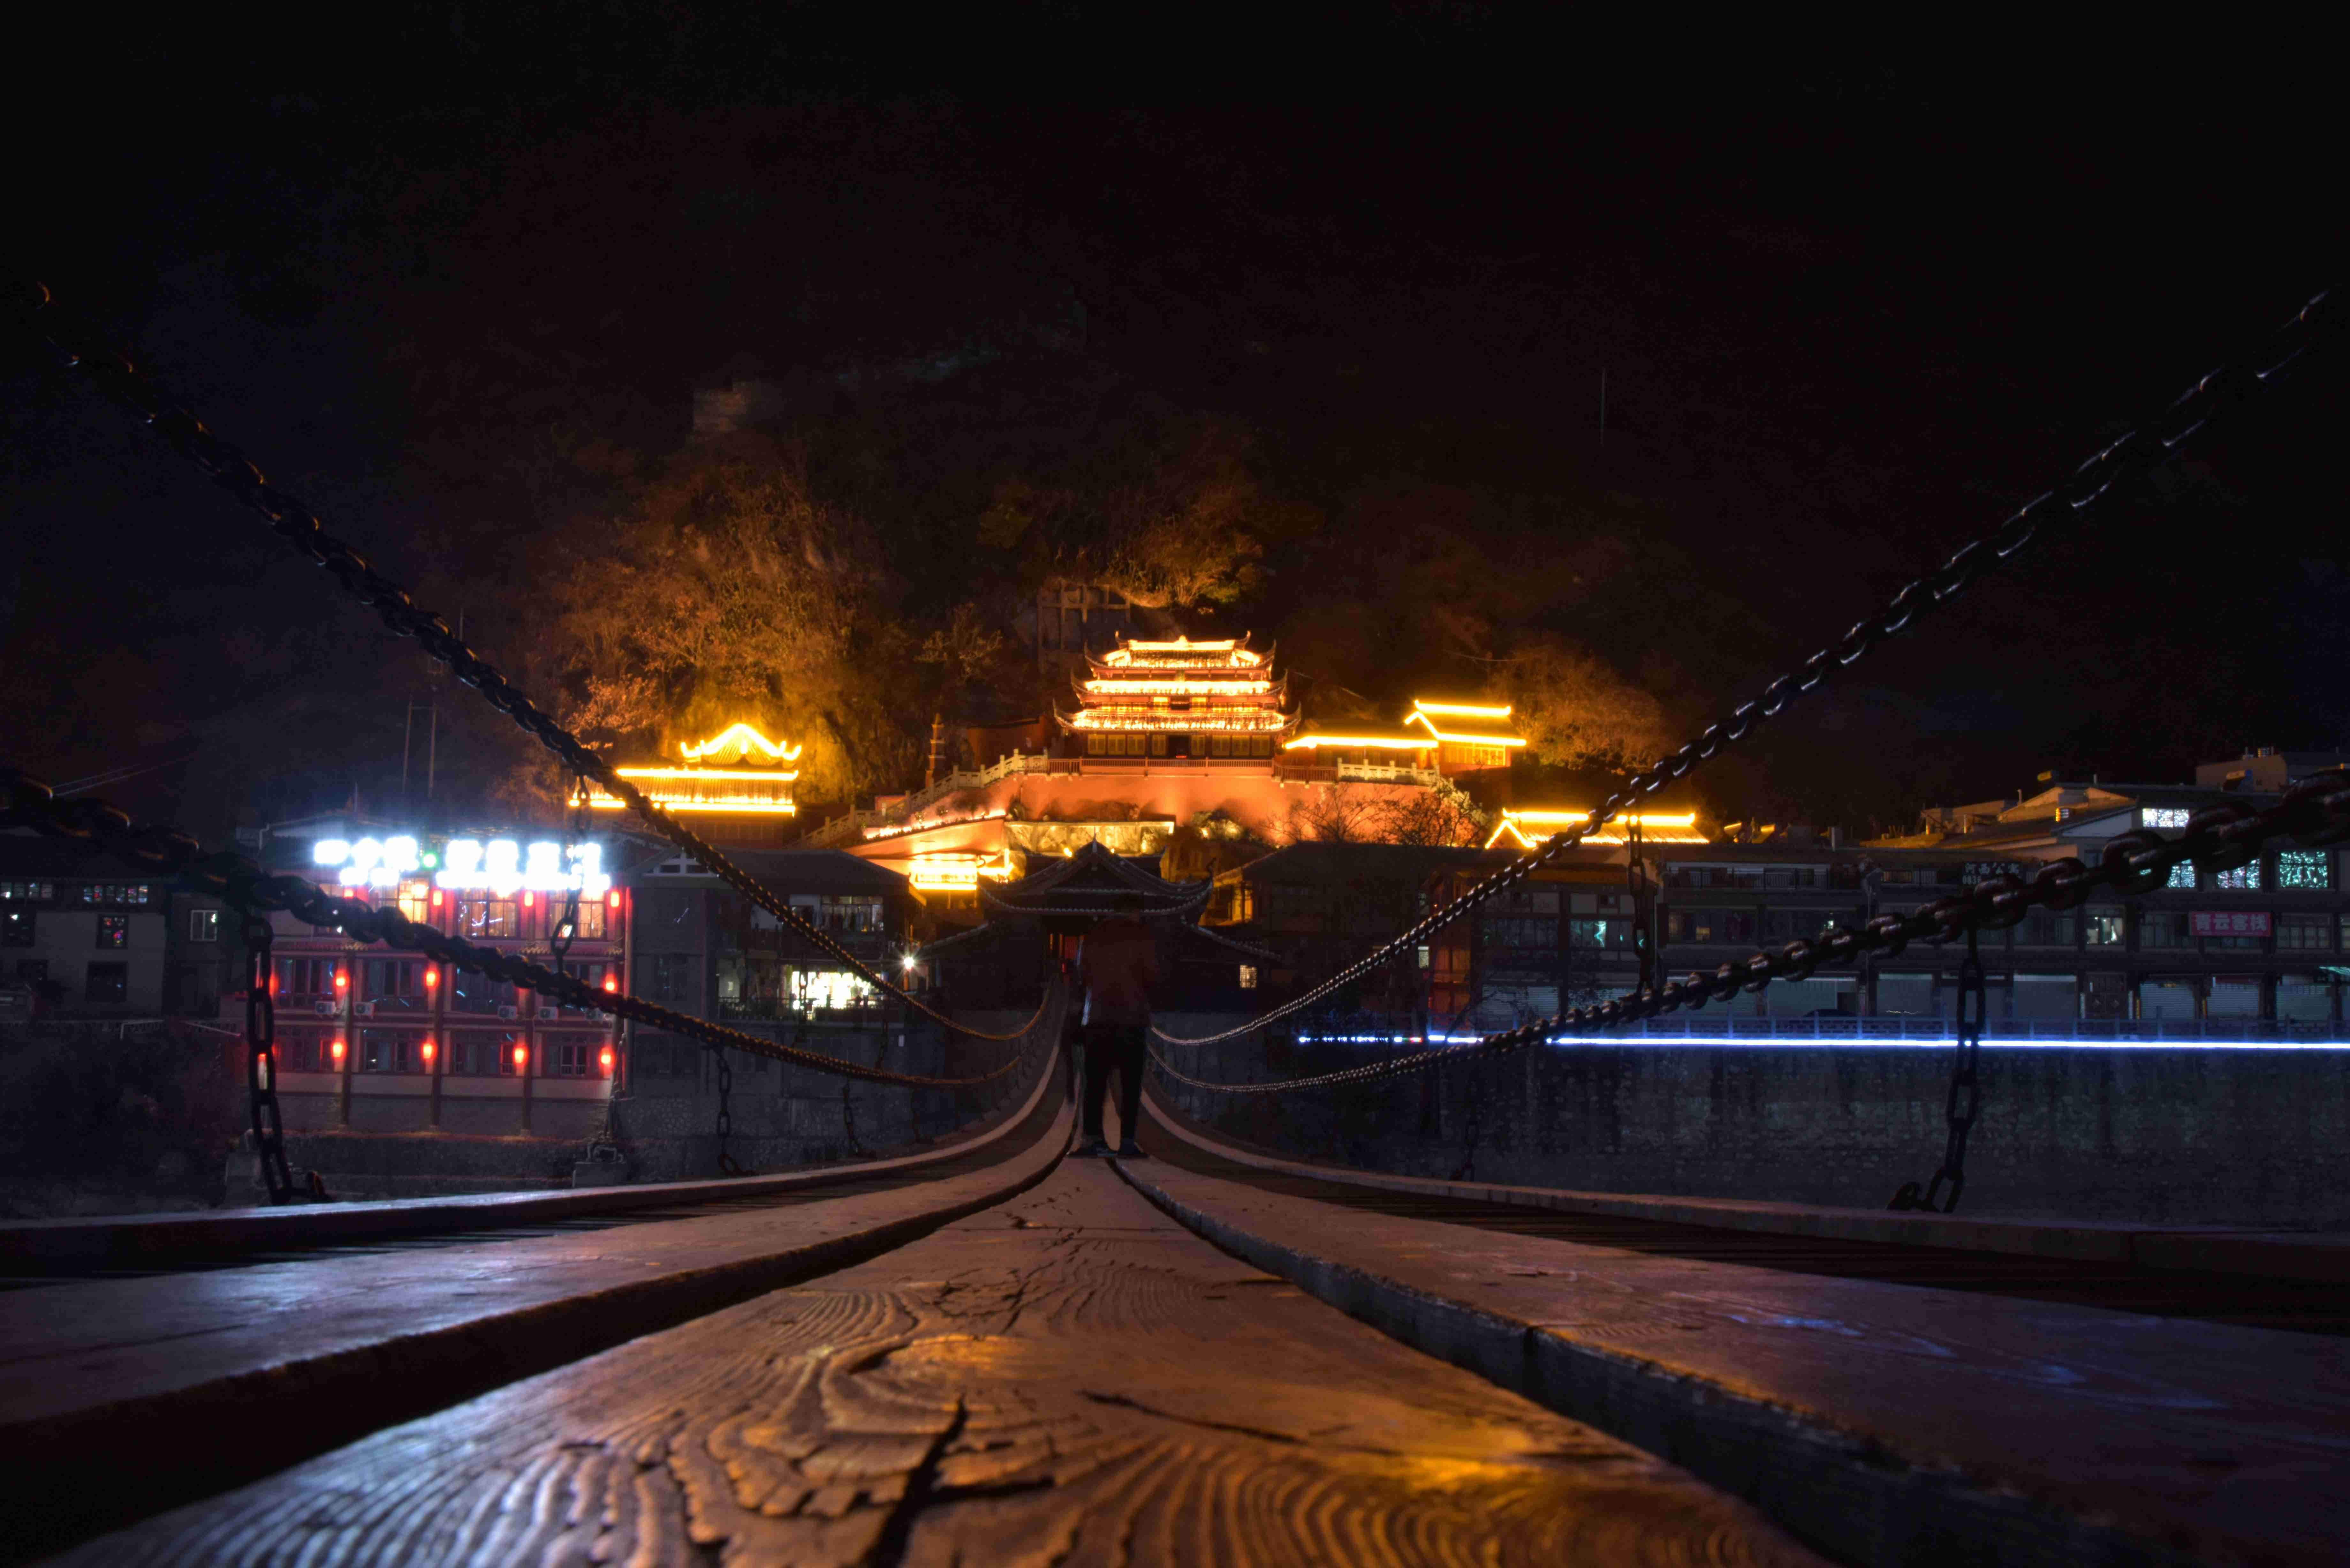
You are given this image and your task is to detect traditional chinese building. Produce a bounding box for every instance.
[590,722,801,848]
[1058,633,1296,761]
[1280,698,1526,779]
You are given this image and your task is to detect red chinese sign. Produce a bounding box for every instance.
[2191,910,2270,937]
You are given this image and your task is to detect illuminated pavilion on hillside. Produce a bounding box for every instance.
[589,722,802,848]
[1281,698,1528,779]
[1485,806,1708,850]
[1057,633,1298,761]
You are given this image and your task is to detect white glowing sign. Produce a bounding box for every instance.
[312,835,422,890]
[436,839,610,896]
[312,836,609,896]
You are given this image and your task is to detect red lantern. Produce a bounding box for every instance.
[424,965,438,988]
[421,1038,436,1064]
[330,1037,346,1064]
[512,1044,528,1070]
[603,973,618,993]
[599,1045,615,1075]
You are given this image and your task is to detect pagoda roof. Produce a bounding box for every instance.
[978,840,1210,921]
[1089,632,1274,671]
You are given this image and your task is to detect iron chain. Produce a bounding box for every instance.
[713,1051,744,1176]
[17,282,1041,1044]
[240,915,303,1204]
[0,768,1036,1089]
[1889,925,1985,1212]
[1148,773,2350,1094]
[1155,283,2339,1050]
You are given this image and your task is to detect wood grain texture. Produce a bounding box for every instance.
[1122,1094,2350,1568]
[2,1075,1070,1561]
[57,1162,1828,1567]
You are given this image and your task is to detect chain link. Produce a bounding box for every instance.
[1153,284,2339,1051]
[17,281,1042,1045]
[240,915,304,1204]
[713,1050,744,1176]
[1148,774,2350,1095]
[0,768,1041,1090]
[1889,925,1986,1212]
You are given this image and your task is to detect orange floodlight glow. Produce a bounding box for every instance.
[678,722,802,763]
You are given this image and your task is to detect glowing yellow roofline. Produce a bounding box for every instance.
[1484,810,1702,850]
[612,767,802,783]
[1405,710,1527,747]
[589,797,800,815]
[1412,699,1513,720]
[678,722,802,763]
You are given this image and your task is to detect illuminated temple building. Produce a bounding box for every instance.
[590,722,801,848]
[808,638,1543,919]
[1058,634,1296,760]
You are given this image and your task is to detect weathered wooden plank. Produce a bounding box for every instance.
[54,1161,1828,1567]
[1123,1092,2350,1568]
[0,1061,1070,1561]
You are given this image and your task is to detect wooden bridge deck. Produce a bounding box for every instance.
[9,1066,2346,1565]
[45,1156,1824,1568]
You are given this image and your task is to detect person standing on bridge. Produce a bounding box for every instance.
[1072,892,1159,1158]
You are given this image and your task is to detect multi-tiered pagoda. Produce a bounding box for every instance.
[1057,634,1298,761]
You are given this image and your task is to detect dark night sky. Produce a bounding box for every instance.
[5,11,2342,837]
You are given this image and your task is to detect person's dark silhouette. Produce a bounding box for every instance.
[1072,892,1159,1158]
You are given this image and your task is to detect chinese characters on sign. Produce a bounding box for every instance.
[2190,910,2271,938]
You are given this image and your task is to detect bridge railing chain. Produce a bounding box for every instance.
[15,281,1041,1045]
[1151,284,2338,1050]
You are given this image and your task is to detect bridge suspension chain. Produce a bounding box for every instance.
[0,769,1040,1092]
[1147,776,2350,1095]
[1149,285,2339,1052]
[14,281,1041,1044]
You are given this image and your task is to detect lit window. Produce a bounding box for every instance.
[2084,909,2126,946]
[457,899,519,939]
[187,909,220,944]
[2213,863,2261,892]
[97,915,130,950]
[1238,964,1258,989]
[2166,862,2196,890]
[2142,807,2191,830]
[2277,850,2332,891]
[1,908,33,948]
[397,879,432,924]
